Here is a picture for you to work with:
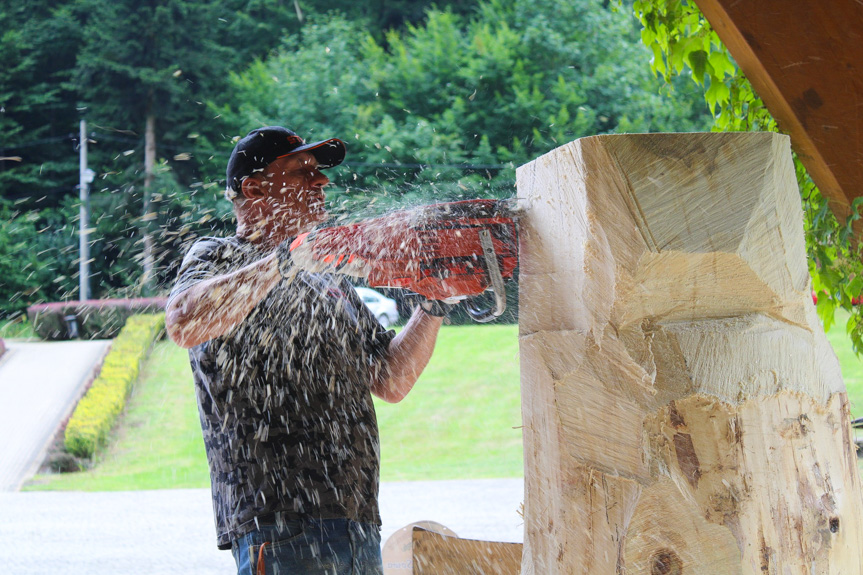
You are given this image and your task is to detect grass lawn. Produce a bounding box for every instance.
[375,325,522,481]
[24,324,523,490]
[25,340,211,491]
[0,317,37,340]
[24,311,863,491]
[825,309,863,416]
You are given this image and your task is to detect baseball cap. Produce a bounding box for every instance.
[226,126,346,193]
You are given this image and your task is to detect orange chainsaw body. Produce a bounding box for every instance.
[289,199,519,301]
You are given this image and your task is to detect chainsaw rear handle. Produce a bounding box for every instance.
[464,291,506,323]
[464,230,507,323]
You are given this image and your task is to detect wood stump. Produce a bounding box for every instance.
[516,133,863,574]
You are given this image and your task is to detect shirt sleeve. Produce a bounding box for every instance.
[168,238,228,303]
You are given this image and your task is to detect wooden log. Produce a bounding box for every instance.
[411,528,522,575]
[515,132,863,574]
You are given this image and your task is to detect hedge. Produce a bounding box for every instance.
[64,313,166,459]
[27,297,167,341]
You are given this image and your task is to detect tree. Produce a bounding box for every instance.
[0,198,79,316]
[0,0,81,208]
[0,0,510,314]
[217,0,711,220]
[71,0,245,291]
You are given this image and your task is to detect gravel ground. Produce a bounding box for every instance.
[0,478,523,575]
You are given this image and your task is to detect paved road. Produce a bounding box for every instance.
[0,479,524,575]
[0,340,110,491]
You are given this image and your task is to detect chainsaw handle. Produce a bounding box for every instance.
[464,230,508,323]
[464,288,506,323]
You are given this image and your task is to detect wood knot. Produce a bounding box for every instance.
[668,402,686,430]
[830,517,840,533]
[650,549,683,575]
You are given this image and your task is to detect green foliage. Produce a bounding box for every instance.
[219,0,711,220]
[0,199,79,317]
[631,0,863,353]
[70,0,247,292]
[2,0,711,310]
[0,0,81,206]
[64,313,165,459]
[73,0,236,133]
[631,0,771,128]
[82,159,234,295]
[298,0,480,34]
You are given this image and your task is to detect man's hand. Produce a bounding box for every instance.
[418,297,459,318]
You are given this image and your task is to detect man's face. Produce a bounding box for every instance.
[251,152,330,233]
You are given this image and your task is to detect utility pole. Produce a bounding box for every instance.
[78,119,95,301]
[142,111,156,294]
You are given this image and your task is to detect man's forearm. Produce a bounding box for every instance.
[166,253,281,348]
[372,306,443,403]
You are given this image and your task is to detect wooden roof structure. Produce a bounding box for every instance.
[694,0,863,224]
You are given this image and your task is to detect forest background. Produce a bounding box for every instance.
[0,0,772,321]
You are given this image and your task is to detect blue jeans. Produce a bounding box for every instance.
[231,517,383,575]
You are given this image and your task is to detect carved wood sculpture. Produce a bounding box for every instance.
[516,133,863,574]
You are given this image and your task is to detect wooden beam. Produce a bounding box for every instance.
[694,0,863,223]
[516,133,863,573]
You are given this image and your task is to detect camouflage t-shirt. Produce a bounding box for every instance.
[170,236,394,550]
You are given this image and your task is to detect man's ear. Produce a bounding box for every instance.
[241,176,266,200]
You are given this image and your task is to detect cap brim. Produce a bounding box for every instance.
[279,138,346,169]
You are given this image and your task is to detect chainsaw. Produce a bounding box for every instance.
[288,199,520,322]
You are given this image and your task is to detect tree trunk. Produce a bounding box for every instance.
[515,132,863,574]
[142,111,156,293]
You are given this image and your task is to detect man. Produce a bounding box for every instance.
[165,126,446,574]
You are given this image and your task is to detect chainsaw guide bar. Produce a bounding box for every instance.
[289,199,520,322]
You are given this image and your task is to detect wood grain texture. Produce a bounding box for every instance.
[411,528,522,575]
[516,133,863,574]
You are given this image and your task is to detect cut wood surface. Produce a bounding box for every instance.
[411,528,522,575]
[516,132,863,574]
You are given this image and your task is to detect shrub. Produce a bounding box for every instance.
[26,297,167,340]
[64,313,165,459]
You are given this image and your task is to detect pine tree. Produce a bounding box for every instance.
[72,0,248,291]
[0,0,81,207]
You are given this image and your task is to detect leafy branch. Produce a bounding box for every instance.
[631,0,863,353]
